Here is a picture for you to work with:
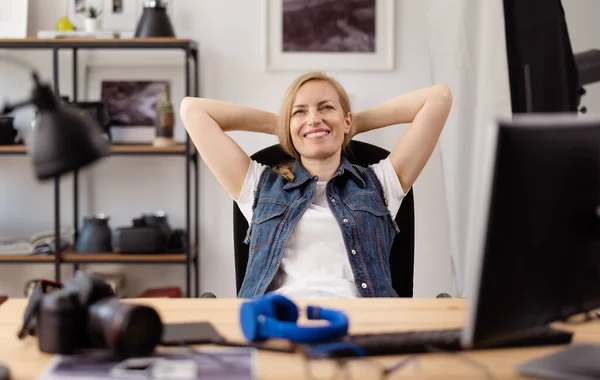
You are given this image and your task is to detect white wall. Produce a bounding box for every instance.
[0,0,457,298]
[563,0,600,114]
[424,0,514,297]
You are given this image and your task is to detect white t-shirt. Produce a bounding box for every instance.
[234,157,405,298]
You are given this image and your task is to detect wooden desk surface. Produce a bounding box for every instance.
[0,298,598,379]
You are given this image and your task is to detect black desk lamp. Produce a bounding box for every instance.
[0,72,110,180]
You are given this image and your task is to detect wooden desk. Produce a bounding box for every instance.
[0,298,598,379]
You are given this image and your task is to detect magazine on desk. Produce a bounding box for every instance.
[38,347,256,380]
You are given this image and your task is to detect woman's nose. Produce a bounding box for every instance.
[307,110,322,126]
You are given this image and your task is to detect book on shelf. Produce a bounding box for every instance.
[0,227,74,256]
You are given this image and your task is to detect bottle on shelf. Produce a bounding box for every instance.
[153,85,176,148]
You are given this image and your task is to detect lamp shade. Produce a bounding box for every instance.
[134,1,176,38]
[32,105,110,180]
[0,72,110,180]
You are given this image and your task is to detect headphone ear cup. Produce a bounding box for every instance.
[269,294,299,323]
[240,295,276,341]
[240,293,299,342]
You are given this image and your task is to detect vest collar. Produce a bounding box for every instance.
[282,156,366,190]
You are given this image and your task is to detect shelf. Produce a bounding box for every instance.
[0,255,54,263]
[61,252,191,264]
[0,145,27,155]
[0,37,200,297]
[0,38,197,51]
[0,251,194,264]
[0,144,194,156]
[110,143,192,156]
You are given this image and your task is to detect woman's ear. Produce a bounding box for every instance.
[344,112,354,135]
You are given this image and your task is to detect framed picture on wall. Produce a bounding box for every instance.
[100,80,169,127]
[263,0,395,71]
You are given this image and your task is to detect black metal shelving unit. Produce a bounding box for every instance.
[0,38,200,297]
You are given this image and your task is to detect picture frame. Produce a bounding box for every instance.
[0,0,29,38]
[263,0,395,72]
[101,80,169,127]
[85,65,184,143]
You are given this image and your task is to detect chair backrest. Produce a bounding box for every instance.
[232,140,415,297]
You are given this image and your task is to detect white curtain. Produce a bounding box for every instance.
[425,0,513,296]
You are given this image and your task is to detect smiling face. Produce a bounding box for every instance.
[289,80,353,161]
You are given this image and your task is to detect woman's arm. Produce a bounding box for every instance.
[352,84,452,191]
[180,97,278,199]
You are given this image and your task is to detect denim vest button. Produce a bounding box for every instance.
[361,283,368,288]
[331,198,336,203]
[351,249,356,255]
[343,218,348,223]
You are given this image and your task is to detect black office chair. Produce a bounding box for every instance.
[232,140,415,297]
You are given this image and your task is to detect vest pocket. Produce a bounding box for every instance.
[344,192,389,216]
[254,201,289,224]
[345,191,400,234]
[244,202,288,245]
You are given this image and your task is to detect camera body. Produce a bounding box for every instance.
[113,211,187,254]
[21,271,163,358]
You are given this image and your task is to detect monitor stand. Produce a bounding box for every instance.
[516,343,600,380]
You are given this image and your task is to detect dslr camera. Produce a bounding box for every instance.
[113,211,187,254]
[18,271,163,358]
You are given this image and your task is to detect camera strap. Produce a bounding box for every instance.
[17,279,63,339]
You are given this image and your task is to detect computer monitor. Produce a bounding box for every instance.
[461,113,600,350]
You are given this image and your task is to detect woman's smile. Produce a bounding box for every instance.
[303,127,331,140]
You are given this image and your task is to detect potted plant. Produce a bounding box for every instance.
[84,5,102,32]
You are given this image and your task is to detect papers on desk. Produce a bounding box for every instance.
[38,347,256,380]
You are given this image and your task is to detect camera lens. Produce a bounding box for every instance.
[37,291,83,355]
[88,298,163,358]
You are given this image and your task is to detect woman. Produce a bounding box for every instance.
[180,72,452,298]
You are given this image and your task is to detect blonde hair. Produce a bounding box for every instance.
[274,72,352,181]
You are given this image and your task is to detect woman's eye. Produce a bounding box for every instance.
[293,110,304,115]
[322,105,333,110]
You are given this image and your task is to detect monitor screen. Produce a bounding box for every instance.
[462,113,600,349]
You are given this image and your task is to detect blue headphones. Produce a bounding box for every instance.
[239,293,349,344]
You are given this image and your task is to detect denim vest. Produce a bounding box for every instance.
[238,156,401,298]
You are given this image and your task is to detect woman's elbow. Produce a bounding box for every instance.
[179,97,204,126]
[434,84,453,105]
[180,96,197,117]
